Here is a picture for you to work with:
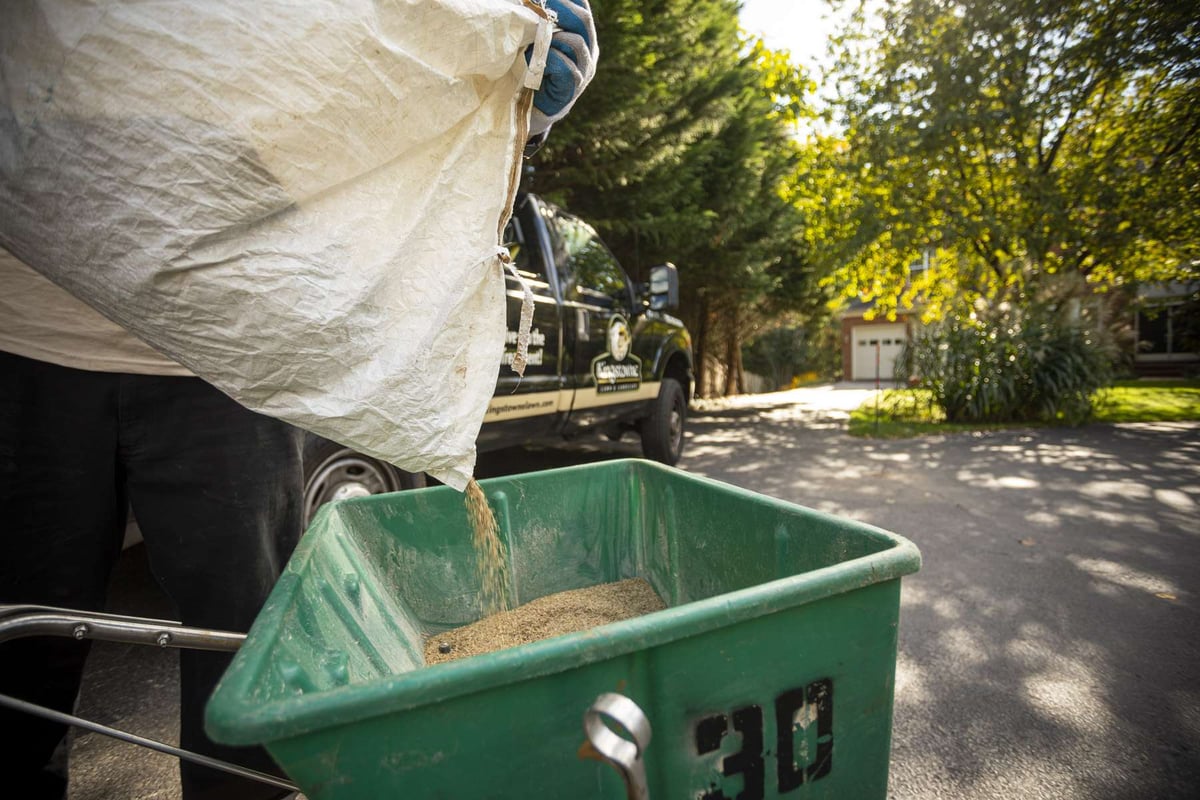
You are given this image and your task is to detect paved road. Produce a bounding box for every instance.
[682,387,1200,800]
[58,384,1200,798]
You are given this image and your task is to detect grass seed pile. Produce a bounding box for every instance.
[425,577,665,665]
[448,479,666,664]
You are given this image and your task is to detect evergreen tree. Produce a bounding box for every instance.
[534,1,829,394]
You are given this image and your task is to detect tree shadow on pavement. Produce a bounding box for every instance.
[679,400,1200,800]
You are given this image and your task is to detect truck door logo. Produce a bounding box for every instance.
[608,316,632,361]
[592,315,641,393]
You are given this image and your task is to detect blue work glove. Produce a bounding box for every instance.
[529,0,598,136]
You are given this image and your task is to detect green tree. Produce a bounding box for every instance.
[533,0,750,257]
[676,43,815,395]
[828,0,1200,317]
[533,1,828,396]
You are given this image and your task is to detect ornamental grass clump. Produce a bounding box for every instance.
[901,297,1115,425]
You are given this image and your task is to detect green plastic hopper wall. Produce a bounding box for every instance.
[206,459,920,799]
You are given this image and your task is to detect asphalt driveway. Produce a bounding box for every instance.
[62,383,1200,799]
[678,385,1200,799]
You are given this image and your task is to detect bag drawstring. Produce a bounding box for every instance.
[497,248,534,378]
[522,0,557,91]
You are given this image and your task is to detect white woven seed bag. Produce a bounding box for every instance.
[0,0,551,489]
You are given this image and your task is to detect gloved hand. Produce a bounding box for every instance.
[529,0,598,136]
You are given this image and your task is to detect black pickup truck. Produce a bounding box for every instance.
[303,193,694,521]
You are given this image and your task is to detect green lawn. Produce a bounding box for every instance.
[1093,380,1200,422]
[848,379,1200,437]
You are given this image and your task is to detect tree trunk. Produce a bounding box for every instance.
[729,333,739,393]
[731,305,747,394]
[694,294,710,398]
[724,307,739,396]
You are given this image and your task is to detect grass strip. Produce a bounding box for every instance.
[849,379,1200,437]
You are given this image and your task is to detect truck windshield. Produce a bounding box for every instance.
[543,207,630,311]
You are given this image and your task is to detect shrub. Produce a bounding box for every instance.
[742,323,840,388]
[902,296,1116,424]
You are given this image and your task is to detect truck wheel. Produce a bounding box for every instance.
[640,378,686,465]
[302,437,425,525]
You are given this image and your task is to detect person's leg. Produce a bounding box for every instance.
[120,374,303,800]
[0,351,126,800]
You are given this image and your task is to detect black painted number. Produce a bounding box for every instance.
[776,679,834,789]
[695,678,834,799]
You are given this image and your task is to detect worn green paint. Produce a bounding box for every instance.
[207,459,921,799]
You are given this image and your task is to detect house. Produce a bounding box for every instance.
[837,299,918,383]
[834,250,932,383]
[1133,281,1199,377]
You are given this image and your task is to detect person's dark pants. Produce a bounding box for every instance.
[0,350,304,799]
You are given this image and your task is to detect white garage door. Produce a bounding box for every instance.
[852,323,908,381]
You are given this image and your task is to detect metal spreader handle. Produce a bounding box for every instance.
[584,692,652,800]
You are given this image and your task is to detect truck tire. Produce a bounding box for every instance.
[302,436,425,524]
[639,377,686,465]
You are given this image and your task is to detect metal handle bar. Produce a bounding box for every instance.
[0,604,245,651]
[0,605,295,792]
[0,693,298,793]
[0,606,297,796]
[4,607,656,798]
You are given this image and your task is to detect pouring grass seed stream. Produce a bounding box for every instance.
[440,479,665,663]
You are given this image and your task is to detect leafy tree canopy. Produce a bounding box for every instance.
[827,0,1200,319]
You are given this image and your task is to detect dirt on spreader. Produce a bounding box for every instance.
[424,578,666,665]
